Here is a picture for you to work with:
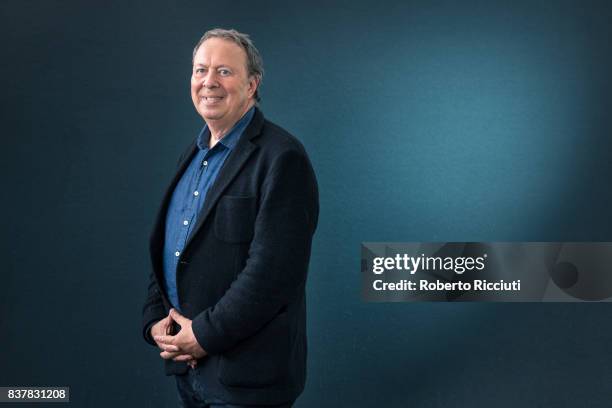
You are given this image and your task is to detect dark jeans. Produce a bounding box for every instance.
[176,368,294,408]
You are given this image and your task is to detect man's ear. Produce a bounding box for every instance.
[248,75,260,98]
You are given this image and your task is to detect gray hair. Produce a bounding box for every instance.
[193,28,264,102]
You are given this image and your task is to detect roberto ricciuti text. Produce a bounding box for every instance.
[373,279,521,292]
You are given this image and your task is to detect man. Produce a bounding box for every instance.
[142,28,319,407]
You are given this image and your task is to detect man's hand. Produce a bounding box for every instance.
[151,314,190,361]
[151,315,175,349]
[155,309,207,365]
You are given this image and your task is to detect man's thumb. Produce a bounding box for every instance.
[169,308,186,323]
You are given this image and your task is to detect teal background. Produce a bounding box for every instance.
[2,0,612,406]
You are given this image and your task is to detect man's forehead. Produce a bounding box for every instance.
[194,39,246,61]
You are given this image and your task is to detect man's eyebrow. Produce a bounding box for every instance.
[193,63,232,69]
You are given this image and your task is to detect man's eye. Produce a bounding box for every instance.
[195,68,205,74]
[219,69,231,76]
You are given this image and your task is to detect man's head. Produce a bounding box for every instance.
[191,28,264,132]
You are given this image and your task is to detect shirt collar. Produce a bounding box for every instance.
[196,106,256,151]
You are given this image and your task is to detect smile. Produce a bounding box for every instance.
[201,96,223,104]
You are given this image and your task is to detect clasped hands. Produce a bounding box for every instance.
[151,308,207,368]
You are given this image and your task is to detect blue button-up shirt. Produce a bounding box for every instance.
[163,107,255,309]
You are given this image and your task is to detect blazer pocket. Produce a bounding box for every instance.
[214,195,256,243]
[218,311,290,388]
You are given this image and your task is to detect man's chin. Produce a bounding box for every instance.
[200,110,223,121]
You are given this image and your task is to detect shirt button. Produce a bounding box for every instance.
[175,251,180,257]
[202,160,208,166]
[193,191,199,196]
[183,220,189,226]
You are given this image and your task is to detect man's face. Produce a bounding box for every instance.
[191,38,258,131]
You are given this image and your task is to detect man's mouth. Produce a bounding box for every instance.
[201,96,223,103]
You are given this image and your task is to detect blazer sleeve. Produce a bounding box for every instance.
[191,147,319,355]
[142,270,167,346]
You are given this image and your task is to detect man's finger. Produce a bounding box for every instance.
[154,335,174,344]
[159,344,180,352]
[160,350,186,359]
[150,316,170,337]
[169,308,188,325]
[163,315,174,335]
[173,354,196,362]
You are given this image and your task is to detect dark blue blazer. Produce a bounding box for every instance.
[142,108,319,405]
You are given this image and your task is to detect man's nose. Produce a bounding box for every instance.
[202,71,218,88]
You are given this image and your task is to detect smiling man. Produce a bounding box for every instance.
[142,28,319,407]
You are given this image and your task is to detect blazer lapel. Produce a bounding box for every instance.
[184,108,264,250]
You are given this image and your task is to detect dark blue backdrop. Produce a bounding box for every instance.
[2,1,612,406]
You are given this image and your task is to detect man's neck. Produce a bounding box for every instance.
[208,101,255,149]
